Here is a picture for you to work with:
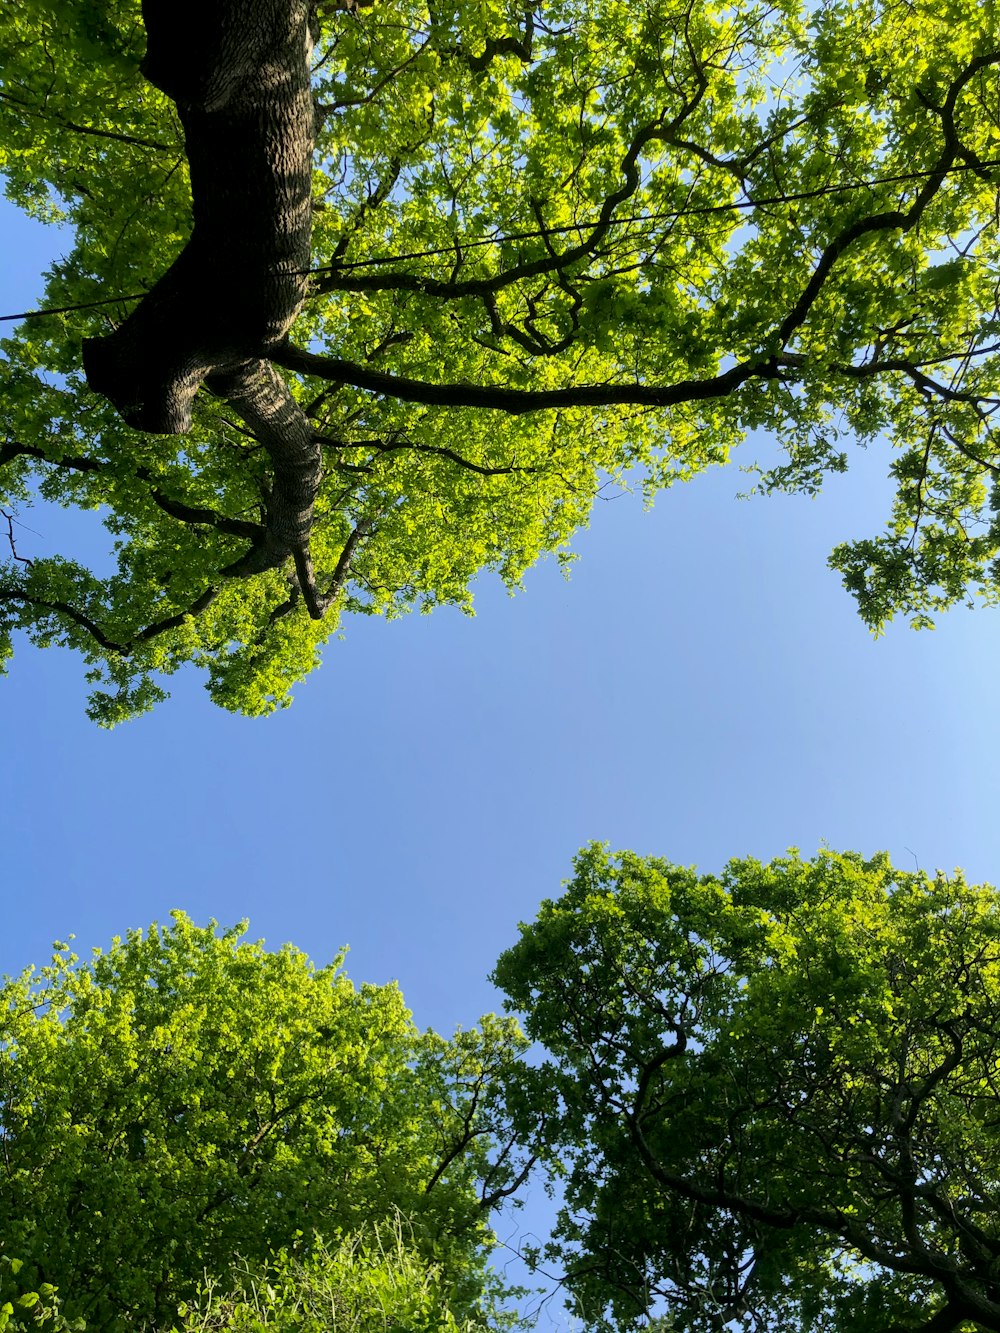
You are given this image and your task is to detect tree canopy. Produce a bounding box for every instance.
[0,0,998,718]
[0,913,527,1332]
[5,857,1000,1332]
[493,845,1000,1333]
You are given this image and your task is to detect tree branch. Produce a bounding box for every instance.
[1,509,33,569]
[312,101,703,302]
[777,54,1000,350]
[0,586,129,653]
[0,88,174,152]
[0,581,224,655]
[274,341,780,413]
[208,359,322,590]
[316,433,538,477]
[0,439,264,539]
[312,517,373,617]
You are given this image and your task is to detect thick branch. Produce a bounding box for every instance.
[0,587,129,652]
[0,583,219,656]
[312,108,699,303]
[624,1049,1000,1330]
[0,440,102,474]
[881,1303,969,1333]
[82,0,314,435]
[805,353,1000,412]
[274,342,779,413]
[310,518,373,618]
[208,360,322,581]
[141,483,262,539]
[626,1055,928,1279]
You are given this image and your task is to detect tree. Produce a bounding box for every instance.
[1,0,999,720]
[0,913,527,1332]
[492,845,1000,1333]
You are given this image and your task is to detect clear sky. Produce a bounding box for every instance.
[3,192,1000,1325]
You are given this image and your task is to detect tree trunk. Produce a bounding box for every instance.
[83,0,314,435]
[82,0,325,604]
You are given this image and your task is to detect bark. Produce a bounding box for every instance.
[82,0,325,607]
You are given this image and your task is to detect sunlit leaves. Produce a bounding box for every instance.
[2,0,1000,716]
[176,1223,521,1333]
[0,915,524,1331]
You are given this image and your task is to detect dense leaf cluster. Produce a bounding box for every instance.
[0,914,527,1332]
[493,846,1000,1332]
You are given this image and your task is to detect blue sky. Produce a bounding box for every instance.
[3,191,1000,1322]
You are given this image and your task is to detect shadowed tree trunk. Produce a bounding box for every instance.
[82,0,326,609]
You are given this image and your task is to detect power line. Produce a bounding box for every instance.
[0,292,149,323]
[2,157,997,324]
[316,157,1000,273]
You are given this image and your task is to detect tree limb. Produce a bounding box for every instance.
[274,341,781,413]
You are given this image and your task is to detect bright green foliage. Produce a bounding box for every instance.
[0,1258,83,1333]
[177,1218,523,1333]
[0,914,526,1332]
[493,845,1000,1332]
[2,0,1000,718]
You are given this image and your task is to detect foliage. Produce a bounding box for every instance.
[0,1258,82,1333]
[176,1217,521,1333]
[492,844,1000,1332]
[0,913,527,1332]
[2,0,1000,719]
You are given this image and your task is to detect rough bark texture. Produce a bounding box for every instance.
[82,0,325,606]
